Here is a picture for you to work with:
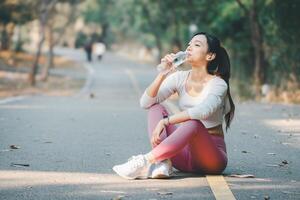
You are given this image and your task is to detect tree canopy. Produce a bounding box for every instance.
[82,0,299,98]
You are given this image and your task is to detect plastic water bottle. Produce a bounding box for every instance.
[157,51,187,73]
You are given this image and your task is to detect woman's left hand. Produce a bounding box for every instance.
[151,119,166,146]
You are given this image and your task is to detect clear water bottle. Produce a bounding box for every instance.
[157,51,187,73]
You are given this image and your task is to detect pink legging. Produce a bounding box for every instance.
[148,104,228,174]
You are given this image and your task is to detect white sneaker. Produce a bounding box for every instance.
[112,155,151,180]
[150,159,173,179]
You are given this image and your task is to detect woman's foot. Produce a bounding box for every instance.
[150,159,173,179]
[112,155,151,179]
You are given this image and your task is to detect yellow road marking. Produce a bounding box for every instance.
[206,175,236,200]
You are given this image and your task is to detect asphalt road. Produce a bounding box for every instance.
[0,48,299,200]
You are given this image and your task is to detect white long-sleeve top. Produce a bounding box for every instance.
[140,70,231,128]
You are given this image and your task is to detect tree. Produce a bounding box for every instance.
[41,0,82,81]
[82,0,116,47]
[28,0,57,86]
[0,0,33,50]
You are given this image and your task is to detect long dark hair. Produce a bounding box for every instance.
[193,32,235,131]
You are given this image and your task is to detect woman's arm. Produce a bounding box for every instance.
[140,54,179,109]
[167,111,190,125]
[147,53,176,97]
[152,111,190,146]
[146,73,168,97]
[140,71,177,109]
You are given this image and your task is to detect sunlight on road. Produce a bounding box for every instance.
[262,119,300,133]
[0,170,206,190]
[262,119,300,149]
[0,105,46,109]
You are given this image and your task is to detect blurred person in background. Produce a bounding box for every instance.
[84,38,93,62]
[93,41,106,61]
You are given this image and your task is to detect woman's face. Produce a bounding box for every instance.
[186,34,210,66]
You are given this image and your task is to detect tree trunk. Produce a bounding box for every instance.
[29,31,45,85]
[290,62,299,88]
[0,23,15,51]
[101,23,109,46]
[29,0,57,86]
[41,44,53,82]
[249,0,263,97]
[236,0,267,98]
[41,24,54,82]
[29,1,48,86]
[1,24,9,50]
[6,23,15,50]
[250,1,265,97]
[172,11,181,53]
[154,33,162,63]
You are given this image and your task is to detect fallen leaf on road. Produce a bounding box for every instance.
[10,145,20,149]
[157,191,173,195]
[279,160,289,167]
[264,195,270,200]
[266,160,289,167]
[228,174,255,178]
[10,163,30,167]
[281,160,288,165]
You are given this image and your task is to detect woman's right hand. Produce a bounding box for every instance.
[151,119,166,147]
[158,53,176,76]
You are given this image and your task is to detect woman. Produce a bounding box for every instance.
[113,32,235,179]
